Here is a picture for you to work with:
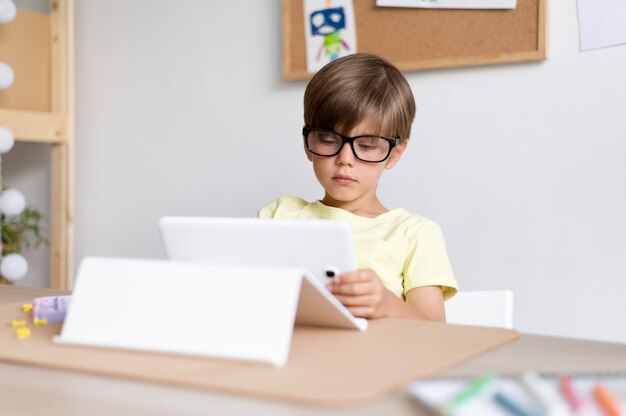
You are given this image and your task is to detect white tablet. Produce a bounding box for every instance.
[158,216,357,284]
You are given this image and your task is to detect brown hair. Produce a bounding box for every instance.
[303,53,416,141]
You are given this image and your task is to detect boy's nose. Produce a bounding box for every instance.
[336,143,355,166]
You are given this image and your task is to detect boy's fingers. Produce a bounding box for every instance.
[333,294,377,306]
[335,270,375,284]
[330,281,372,295]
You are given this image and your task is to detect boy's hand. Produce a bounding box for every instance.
[325,269,391,319]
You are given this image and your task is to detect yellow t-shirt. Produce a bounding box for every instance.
[256,195,457,300]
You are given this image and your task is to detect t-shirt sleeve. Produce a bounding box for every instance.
[255,195,308,219]
[403,221,458,300]
[255,198,280,218]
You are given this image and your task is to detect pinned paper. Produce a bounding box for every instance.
[578,0,626,51]
[304,0,357,73]
[376,0,517,9]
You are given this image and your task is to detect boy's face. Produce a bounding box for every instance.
[305,121,407,212]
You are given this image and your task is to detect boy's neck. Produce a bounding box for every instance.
[320,194,388,218]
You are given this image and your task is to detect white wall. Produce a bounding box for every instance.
[9,1,626,344]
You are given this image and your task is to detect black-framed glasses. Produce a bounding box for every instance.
[302,126,401,163]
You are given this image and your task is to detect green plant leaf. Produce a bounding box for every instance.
[1,205,49,255]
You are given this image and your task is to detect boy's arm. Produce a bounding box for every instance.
[326,269,446,321]
[379,285,445,321]
[403,286,446,321]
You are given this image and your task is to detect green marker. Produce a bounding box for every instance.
[440,373,497,415]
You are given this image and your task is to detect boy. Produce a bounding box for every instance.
[257,53,457,321]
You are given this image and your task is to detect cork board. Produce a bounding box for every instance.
[283,0,547,80]
[0,301,519,405]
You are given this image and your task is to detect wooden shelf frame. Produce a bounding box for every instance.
[0,109,66,143]
[0,0,74,290]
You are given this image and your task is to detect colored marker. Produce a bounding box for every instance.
[559,375,583,413]
[440,373,496,415]
[593,383,622,416]
[519,371,569,416]
[494,391,537,416]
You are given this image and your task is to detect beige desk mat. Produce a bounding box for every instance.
[0,301,518,406]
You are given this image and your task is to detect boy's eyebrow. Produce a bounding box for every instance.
[331,121,397,138]
[308,127,399,140]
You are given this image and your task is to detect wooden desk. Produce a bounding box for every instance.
[1,285,624,416]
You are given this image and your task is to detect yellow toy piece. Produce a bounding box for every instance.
[11,319,26,328]
[16,327,31,340]
[33,317,48,326]
[22,303,33,312]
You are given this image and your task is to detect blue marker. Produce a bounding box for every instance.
[493,392,539,416]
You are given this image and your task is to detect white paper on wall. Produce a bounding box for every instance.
[578,0,626,51]
[376,0,517,9]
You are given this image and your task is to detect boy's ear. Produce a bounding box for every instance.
[385,140,408,170]
[304,142,313,161]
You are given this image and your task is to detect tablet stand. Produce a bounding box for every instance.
[56,257,366,367]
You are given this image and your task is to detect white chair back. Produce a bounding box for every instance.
[445,290,514,329]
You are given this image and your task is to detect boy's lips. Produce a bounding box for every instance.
[332,175,357,184]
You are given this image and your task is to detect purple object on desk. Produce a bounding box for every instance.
[32,295,73,323]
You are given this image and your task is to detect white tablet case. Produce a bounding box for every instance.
[158,217,357,284]
[56,257,366,367]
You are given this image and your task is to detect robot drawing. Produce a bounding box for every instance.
[309,6,351,62]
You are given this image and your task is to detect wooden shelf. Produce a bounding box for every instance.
[0,109,66,143]
[0,0,74,290]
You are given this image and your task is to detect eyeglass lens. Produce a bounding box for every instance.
[306,130,391,162]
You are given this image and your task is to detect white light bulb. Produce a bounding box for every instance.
[0,253,28,282]
[0,126,15,154]
[0,62,14,89]
[0,188,26,216]
[0,0,16,25]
